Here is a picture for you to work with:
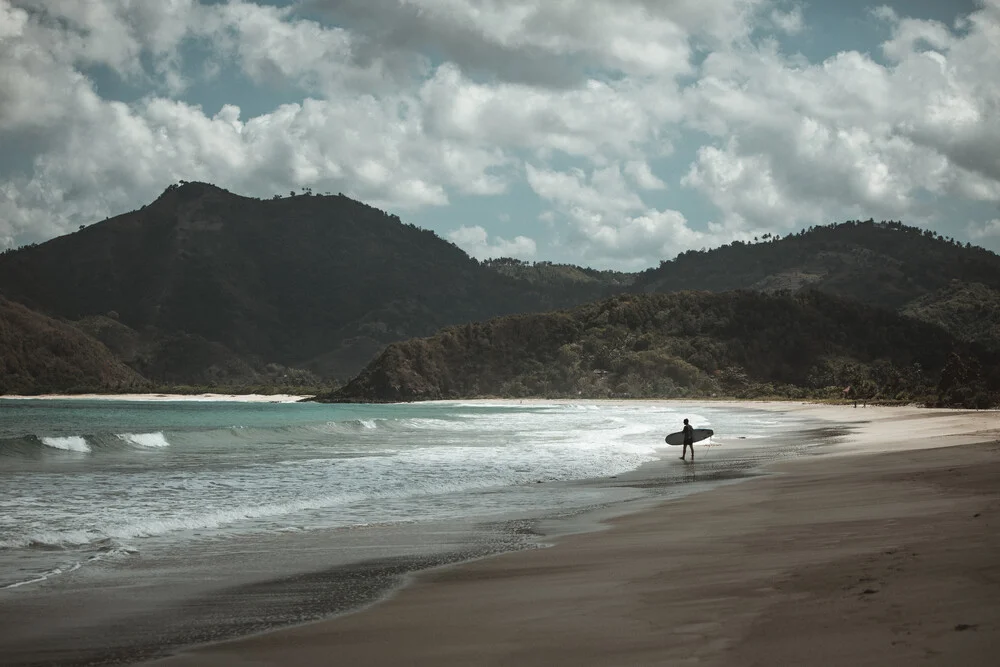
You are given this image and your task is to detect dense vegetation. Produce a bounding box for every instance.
[483,258,633,285]
[3,184,999,397]
[323,291,999,407]
[0,297,149,394]
[0,183,607,384]
[902,282,1000,343]
[633,220,1000,346]
[72,314,323,388]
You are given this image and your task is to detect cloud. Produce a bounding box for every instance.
[0,0,696,252]
[2,0,1000,267]
[968,218,1000,240]
[624,161,667,190]
[769,5,805,35]
[0,92,518,245]
[308,0,772,85]
[447,225,537,260]
[527,163,708,266]
[199,1,425,95]
[678,3,1000,231]
[526,164,644,216]
[419,64,681,161]
[0,0,519,249]
[6,0,199,91]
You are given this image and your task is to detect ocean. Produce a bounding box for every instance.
[0,398,831,664]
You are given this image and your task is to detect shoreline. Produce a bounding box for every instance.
[0,393,312,403]
[147,404,1000,666]
[2,400,800,666]
[0,394,937,406]
[0,401,833,666]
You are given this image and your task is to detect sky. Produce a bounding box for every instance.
[1,0,999,270]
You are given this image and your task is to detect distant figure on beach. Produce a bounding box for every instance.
[844,385,867,408]
[680,418,694,462]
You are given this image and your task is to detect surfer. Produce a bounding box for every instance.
[680,418,694,461]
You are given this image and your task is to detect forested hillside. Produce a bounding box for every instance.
[482,257,633,290]
[0,182,607,383]
[323,290,998,407]
[0,297,149,394]
[4,183,999,395]
[632,220,1000,345]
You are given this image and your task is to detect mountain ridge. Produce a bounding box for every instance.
[0,296,149,394]
[0,182,612,386]
[632,220,1000,344]
[322,290,998,407]
[2,184,999,395]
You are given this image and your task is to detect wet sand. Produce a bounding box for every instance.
[148,405,1000,666]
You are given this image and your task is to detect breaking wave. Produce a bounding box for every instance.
[40,436,90,453]
[117,432,170,448]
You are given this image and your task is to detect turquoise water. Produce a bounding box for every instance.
[0,399,812,590]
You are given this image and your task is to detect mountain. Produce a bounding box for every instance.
[481,257,634,289]
[902,282,1000,343]
[4,186,999,395]
[0,296,149,394]
[322,290,999,407]
[72,314,321,388]
[0,182,608,384]
[631,220,1000,345]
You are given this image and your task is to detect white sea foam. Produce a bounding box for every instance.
[312,418,389,434]
[2,400,810,588]
[117,432,170,448]
[399,417,465,429]
[40,436,90,452]
[0,529,102,549]
[2,562,81,589]
[1,492,373,548]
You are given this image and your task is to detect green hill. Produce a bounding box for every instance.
[632,220,1000,346]
[902,282,1000,343]
[482,257,633,288]
[321,290,998,407]
[0,182,607,384]
[0,297,149,394]
[72,315,321,388]
[4,186,999,394]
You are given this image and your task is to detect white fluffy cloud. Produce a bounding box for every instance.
[1,0,1000,266]
[678,3,1000,232]
[447,225,537,260]
[769,5,804,34]
[968,218,1000,240]
[419,64,681,160]
[624,161,667,191]
[309,0,775,84]
[527,163,709,266]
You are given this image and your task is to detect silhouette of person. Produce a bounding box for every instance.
[680,418,694,462]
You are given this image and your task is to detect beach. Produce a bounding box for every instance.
[146,404,1000,667]
[0,393,312,403]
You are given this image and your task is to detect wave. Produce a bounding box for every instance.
[308,417,461,434]
[2,561,82,589]
[0,492,370,549]
[2,432,170,456]
[117,432,170,448]
[0,539,138,589]
[40,436,90,453]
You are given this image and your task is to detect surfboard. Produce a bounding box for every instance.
[664,428,714,446]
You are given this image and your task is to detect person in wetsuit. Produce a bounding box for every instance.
[680,418,694,461]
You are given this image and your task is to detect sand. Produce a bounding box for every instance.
[1,393,311,402]
[143,403,999,667]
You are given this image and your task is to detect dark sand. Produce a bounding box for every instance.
[0,401,834,666]
[146,407,999,666]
